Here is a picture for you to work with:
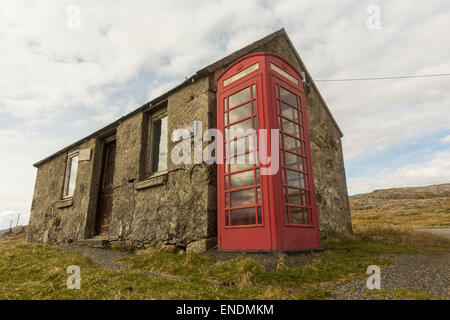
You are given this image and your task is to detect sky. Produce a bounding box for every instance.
[0,0,449,229]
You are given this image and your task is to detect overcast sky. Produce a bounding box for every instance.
[1,0,449,229]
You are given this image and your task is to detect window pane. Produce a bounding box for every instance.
[284,135,302,154]
[257,207,262,224]
[287,188,306,206]
[280,87,298,106]
[67,156,78,197]
[227,118,253,135]
[284,152,303,171]
[230,188,255,207]
[223,63,259,87]
[283,169,305,188]
[151,115,168,173]
[227,134,255,156]
[230,208,256,225]
[229,102,252,123]
[290,207,309,224]
[281,103,299,121]
[228,153,255,172]
[271,63,299,85]
[228,87,251,108]
[230,170,254,189]
[282,118,301,137]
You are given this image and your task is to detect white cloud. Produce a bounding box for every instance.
[440,134,450,144]
[348,150,450,194]
[0,0,450,224]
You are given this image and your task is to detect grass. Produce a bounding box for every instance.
[0,240,295,300]
[350,197,450,229]
[122,227,450,289]
[1,227,449,300]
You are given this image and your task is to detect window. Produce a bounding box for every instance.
[270,63,299,85]
[223,84,262,226]
[276,84,311,225]
[63,151,79,198]
[223,63,259,87]
[145,106,168,176]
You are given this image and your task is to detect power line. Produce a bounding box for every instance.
[315,73,450,82]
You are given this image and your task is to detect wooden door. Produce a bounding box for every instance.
[95,138,116,235]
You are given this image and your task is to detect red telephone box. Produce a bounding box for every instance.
[217,52,321,251]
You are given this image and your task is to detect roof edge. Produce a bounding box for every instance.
[33,28,343,167]
[33,74,199,167]
[281,31,344,137]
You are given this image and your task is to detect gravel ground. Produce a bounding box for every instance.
[416,228,450,239]
[324,253,450,300]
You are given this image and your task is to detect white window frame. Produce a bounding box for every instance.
[62,150,79,199]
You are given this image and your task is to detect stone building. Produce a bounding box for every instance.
[27,29,352,253]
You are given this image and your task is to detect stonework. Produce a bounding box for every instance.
[27,29,352,251]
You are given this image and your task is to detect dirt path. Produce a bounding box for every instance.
[324,253,450,300]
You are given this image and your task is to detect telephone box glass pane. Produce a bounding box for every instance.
[284,135,302,154]
[229,87,251,108]
[280,87,298,106]
[229,102,252,123]
[281,103,299,121]
[284,169,305,188]
[230,188,255,207]
[230,208,256,225]
[230,170,254,189]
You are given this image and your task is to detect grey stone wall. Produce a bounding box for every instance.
[28,76,217,250]
[28,138,99,244]
[107,76,217,250]
[28,35,351,249]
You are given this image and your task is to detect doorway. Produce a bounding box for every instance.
[94,137,116,236]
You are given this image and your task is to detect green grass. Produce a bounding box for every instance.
[1,227,449,300]
[122,227,450,288]
[0,240,297,300]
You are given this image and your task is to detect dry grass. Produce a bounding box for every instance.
[350,194,450,229]
[1,226,449,300]
[123,226,450,289]
[0,240,290,300]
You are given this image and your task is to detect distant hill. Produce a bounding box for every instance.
[350,184,450,229]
